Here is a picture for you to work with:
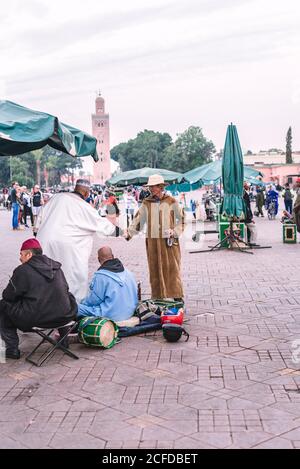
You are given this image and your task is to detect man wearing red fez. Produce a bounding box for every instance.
[0,239,77,359]
[35,179,117,302]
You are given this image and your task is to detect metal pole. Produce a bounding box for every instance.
[9,155,12,182]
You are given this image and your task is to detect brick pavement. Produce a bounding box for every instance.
[0,205,300,449]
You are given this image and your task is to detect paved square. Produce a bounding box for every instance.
[1,207,300,449]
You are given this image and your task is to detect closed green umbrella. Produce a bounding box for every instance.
[0,100,99,161]
[107,167,185,187]
[221,124,245,218]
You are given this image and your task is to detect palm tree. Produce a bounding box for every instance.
[31,149,44,186]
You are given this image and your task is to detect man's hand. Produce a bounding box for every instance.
[164,229,175,238]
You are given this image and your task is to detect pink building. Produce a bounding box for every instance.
[250,164,300,186]
[91,93,111,184]
[244,151,300,186]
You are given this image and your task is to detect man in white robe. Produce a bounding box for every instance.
[35,180,116,302]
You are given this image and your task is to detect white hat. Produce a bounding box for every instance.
[145,174,167,186]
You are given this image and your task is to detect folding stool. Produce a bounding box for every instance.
[25,321,79,367]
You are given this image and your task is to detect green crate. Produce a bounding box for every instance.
[283,224,297,244]
[219,222,245,248]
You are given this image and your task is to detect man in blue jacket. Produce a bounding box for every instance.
[77,246,138,322]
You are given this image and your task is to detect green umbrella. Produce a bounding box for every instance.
[107,167,185,187]
[0,100,99,161]
[220,124,245,218]
[184,159,263,186]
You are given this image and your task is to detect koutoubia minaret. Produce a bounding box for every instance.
[91,92,111,184]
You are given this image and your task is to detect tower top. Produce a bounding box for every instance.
[95,92,105,115]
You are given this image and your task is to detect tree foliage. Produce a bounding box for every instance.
[0,153,36,187]
[41,146,82,186]
[111,130,172,171]
[0,157,11,186]
[286,127,293,164]
[111,126,215,173]
[268,148,283,153]
[0,145,82,187]
[163,126,215,172]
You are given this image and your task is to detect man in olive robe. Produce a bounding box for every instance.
[126,175,185,300]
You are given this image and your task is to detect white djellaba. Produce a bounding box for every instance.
[36,192,115,302]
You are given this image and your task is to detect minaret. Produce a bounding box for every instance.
[91,92,111,184]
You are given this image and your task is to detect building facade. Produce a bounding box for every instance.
[91,94,111,184]
[248,163,300,186]
[244,150,300,166]
[243,151,300,186]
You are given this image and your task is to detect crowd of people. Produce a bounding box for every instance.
[1,182,45,231]
[0,176,184,359]
[254,182,299,218]
[0,183,150,232]
[1,175,300,360]
[241,181,300,244]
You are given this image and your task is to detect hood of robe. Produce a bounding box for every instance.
[99,258,124,273]
[27,255,62,281]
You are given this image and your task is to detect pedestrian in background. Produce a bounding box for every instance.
[10,182,20,230]
[283,183,293,215]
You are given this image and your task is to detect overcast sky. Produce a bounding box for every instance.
[1,0,300,155]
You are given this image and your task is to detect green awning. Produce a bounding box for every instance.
[184,159,263,186]
[107,167,185,186]
[243,165,264,178]
[166,181,202,193]
[220,124,245,218]
[246,177,265,186]
[0,100,98,161]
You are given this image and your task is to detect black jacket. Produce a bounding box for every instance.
[1,255,77,331]
[243,190,253,223]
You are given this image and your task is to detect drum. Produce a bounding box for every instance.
[78,317,119,349]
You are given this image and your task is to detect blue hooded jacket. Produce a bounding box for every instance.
[78,259,138,322]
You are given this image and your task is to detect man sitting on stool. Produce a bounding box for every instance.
[0,239,77,359]
[77,246,138,323]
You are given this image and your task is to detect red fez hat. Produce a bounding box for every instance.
[296,178,300,183]
[20,238,42,251]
